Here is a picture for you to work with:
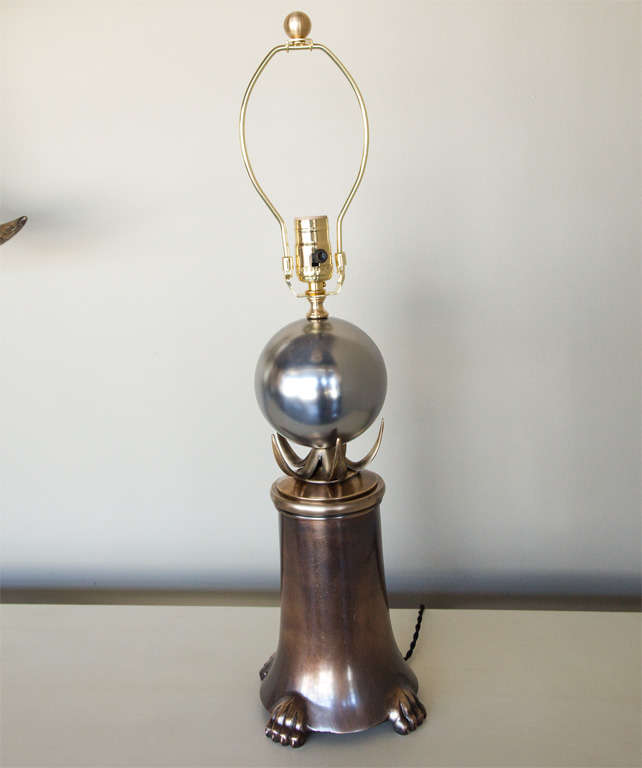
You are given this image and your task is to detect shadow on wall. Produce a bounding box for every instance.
[1,571,639,611]
[385,259,640,600]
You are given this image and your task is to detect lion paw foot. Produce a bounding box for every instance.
[265,694,308,748]
[387,686,426,735]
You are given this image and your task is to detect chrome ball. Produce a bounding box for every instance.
[255,317,387,448]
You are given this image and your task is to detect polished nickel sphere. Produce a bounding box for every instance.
[255,317,387,448]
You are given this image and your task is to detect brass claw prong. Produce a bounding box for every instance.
[272,421,383,481]
[345,419,384,472]
[272,434,303,478]
[275,433,306,468]
[300,447,321,478]
[327,437,343,479]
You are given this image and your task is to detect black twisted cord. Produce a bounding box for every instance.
[404,604,425,661]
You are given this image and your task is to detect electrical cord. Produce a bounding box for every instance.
[404,604,425,661]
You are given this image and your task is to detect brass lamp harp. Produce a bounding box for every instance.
[239,11,369,319]
[240,12,426,749]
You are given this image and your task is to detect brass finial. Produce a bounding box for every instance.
[283,11,311,40]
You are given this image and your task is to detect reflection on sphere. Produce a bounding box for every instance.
[255,318,387,448]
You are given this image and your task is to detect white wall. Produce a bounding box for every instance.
[1,0,639,595]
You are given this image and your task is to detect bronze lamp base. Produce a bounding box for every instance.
[259,469,426,747]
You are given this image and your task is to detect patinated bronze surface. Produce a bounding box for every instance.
[260,469,426,747]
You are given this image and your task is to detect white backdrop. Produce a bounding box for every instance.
[1,0,639,595]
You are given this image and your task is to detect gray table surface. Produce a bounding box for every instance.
[1,605,640,767]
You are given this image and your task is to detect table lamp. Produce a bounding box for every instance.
[240,11,426,748]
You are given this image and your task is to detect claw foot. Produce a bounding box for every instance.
[387,686,427,735]
[265,694,308,748]
[259,653,274,681]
